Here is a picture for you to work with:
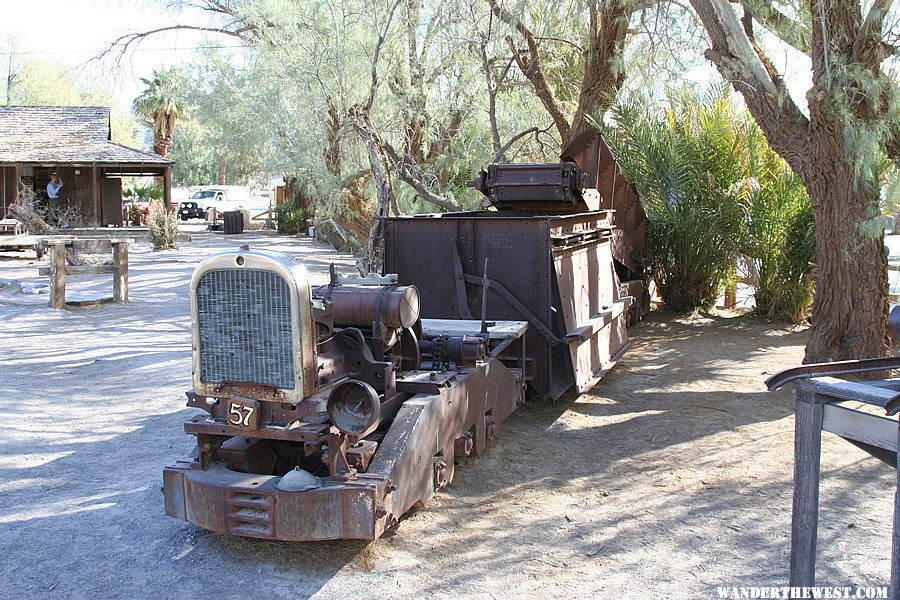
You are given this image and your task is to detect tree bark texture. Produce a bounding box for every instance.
[690,0,891,362]
[803,158,888,362]
[324,100,343,178]
[490,0,631,148]
[567,0,630,146]
[349,105,395,273]
[153,111,176,158]
[801,0,889,362]
[216,157,227,185]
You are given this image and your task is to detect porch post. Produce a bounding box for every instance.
[163,166,172,211]
[91,165,100,226]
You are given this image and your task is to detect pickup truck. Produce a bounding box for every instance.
[178,187,250,220]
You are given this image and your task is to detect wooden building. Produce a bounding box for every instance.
[0,106,173,226]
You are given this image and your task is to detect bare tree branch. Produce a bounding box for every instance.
[736,0,811,54]
[348,105,395,271]
[742,2,788,84]
[854,0,896,65]
[690,0,810,172]
[97,24,255,62]
[534,36,584,53]
[492,126,540,162]
[489,0,571,141]
[384,143,463,211]
[365,0,404,110]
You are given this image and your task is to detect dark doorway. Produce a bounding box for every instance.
[101,177,123,227]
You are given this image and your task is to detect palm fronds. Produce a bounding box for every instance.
[608,89,814,320]
[609,89,749,310]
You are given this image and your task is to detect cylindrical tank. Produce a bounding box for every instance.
[317,285,420,329]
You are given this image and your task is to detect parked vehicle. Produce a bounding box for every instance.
[177,201,205,220]
[181,186,251,217]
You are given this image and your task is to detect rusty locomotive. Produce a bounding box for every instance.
[162,129,646,541]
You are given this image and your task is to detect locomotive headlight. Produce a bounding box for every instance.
[327,380,381,437]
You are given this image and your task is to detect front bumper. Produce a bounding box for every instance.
[163,462,390,541]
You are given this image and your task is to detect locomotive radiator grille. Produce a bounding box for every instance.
[196,268,295,389]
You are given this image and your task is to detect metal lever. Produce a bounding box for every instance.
[480,258,490,334]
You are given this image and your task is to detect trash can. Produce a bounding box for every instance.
[223,211,244,234]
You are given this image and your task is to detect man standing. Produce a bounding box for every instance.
[46,174,63,211]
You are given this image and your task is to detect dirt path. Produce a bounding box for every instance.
[0,234,893,599]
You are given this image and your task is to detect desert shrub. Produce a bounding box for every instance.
[743,125,815,323]
[148,201,178,250]
[275,198,307,235]
[609,90,749,310]
[609,89,815,320]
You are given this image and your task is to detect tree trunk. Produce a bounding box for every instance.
[153,129,169,157]
[566,0,629,146]
[800,0,890,363]
[348,105,395,273]
[688,0,893,364]
[217,158,227,185]
[324,100,342,177]
[801,136,889,362]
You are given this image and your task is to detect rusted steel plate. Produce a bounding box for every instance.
[184,415,329,443]
[384,210,630,399]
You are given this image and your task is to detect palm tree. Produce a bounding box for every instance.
[133,68,184,158]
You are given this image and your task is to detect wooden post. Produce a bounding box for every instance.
[163,166,173,212]
[91,165,100,227]
[48,241,67,309]
[790,385,824,587]
[112,240,128,303]
[893,426,900,600]
[724,286,737,309]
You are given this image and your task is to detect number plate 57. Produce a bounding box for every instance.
[227,398,260,430]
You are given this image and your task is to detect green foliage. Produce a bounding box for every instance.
[167,54,268,186]
[609,88,815,320]
[6,58,91,106]
[123,183,163,202]
[168,119,216,185]
[133,68,185,127]
[610,89,750,310]
[275,199,307,235]
[133,67,186,158]
[147,202,178,250]
[744,126,815,323]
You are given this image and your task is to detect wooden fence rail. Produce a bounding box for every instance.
[38,240,128,308]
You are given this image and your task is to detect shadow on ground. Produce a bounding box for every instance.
[0,239,893,598]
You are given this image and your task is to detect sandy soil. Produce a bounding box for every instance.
[0,231,893,599]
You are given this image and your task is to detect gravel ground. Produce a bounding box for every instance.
[0,230,894,599]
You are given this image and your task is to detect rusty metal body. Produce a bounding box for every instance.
[385,211,630,399]
[164,354,522,540]
[313,283,420,330]
[163,128,643,540]
[383,129,646,400]
[163,247,526,541]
